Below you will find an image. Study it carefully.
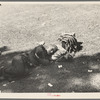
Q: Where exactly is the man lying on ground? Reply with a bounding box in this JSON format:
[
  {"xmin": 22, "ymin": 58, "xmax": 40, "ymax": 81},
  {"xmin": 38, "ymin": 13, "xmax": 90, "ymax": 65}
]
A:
[{"xmin": 0, "ymin": 43, "xmax": 58, "ymax": 81}]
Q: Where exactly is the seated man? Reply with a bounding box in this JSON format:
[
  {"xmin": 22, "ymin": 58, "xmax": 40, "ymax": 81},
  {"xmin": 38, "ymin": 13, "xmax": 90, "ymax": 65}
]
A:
[
  {"xmin": 0, "ymin": 43, "xmax": 58, "ymax": 81},
  {"xmin": 51, "ymin": 32, "xmax": 83, "ymax": 62}
]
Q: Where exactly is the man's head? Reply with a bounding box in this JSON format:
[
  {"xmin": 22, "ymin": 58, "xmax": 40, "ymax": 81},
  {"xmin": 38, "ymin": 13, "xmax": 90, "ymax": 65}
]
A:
[{"xmin": 45, "ymin": 44, "xmax": 58, "ymax": 55}]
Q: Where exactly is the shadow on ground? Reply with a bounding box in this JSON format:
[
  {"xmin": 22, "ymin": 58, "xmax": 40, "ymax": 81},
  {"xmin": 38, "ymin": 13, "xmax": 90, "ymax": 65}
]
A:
[{"xmin": 0, "ymin": 49, "xmax": 100, "ymax": 92}]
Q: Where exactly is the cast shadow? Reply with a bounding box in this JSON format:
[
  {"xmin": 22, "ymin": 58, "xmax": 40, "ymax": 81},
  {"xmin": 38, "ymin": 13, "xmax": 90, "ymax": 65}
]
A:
[
  {"xmin": 46, "ymin": 52, "xmax": 100, "ymax": 92},
  {"xmin": 0, "ymin": 45, "xmax": 100, "ymax": 92}
]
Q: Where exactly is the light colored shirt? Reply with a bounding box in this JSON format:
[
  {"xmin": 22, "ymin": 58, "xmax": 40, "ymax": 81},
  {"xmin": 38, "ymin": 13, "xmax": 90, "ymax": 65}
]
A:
[{"xmin": 51, "ymin": 44, "xmax": 67, "ymax": 60}]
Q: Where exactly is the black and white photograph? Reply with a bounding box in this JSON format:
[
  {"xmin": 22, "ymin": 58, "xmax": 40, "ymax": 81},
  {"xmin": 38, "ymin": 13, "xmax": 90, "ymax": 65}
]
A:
[{"xmin": 0, "ymin": 1, "xmax": 100, "ymax": 96}]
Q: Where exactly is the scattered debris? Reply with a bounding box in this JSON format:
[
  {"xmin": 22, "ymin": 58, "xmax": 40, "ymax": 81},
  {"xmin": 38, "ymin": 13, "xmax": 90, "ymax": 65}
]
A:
[
  {"xmin": 29, "ymin": 63, "xmax": 33, "ymax": 66},
  {"xmin": 82, "ymin": 62, "xmax": 85, "ymax": 64},
  {"xmin": 97, "ymin": 59, "xmax": 100, "ymax": 62},
  {"xmin": 37, "ymin": 74, "xmax": 39, "ymax": 76},
  {"xmin": 58, "ymin": 65, "xmax": 63, "ymax": 68},
  {"xmin": 88, "ymin": 69, "xmax": 93, "ymax": 73},
  {"xmin": 11, "ymin": 81, "xmax": 15, "ymax": 83},
  {"xmin": 0, "ymin": 66, "xmax": 4, "ymax": 69},
  {"xmin": 2, "ymin": 82, "xmax": 10, "ymax": 86},
  {"xmin": 3, "ymin": 84, "xmax": 7, "ymax": 87},
  {"xmin": 48, "ymin": 83, "xmax": 53, "ymax": 87},
  {"xmin": 42, "ymin": 22, "xmax": 46, "ymax": 26}
]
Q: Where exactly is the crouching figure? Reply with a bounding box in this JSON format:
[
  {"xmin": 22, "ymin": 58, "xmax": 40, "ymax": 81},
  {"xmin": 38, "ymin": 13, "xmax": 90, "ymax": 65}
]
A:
[
  {"xmin": 51, "ymin": 32, "xmax": 83, "ymax": 62},
  {"xmin": 0, "ymin": 44, "xmax": 58, "ymax": 81}
]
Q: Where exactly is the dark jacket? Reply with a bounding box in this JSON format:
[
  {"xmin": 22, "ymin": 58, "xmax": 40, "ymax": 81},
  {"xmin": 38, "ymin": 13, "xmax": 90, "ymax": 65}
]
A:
[
  {"xmin": 1, "ymin": 45, "xmax": 51, "ymax": 81},
  {"xmin": 28, "ymin": 45, "xmax": 50, "ymax": 66}
]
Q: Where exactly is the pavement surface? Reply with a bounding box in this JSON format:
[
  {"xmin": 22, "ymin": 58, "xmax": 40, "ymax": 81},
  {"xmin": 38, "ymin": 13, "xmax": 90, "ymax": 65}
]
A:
[{"xmin": 0, "ymin": 2, "xmax": 100, "ymax": 93}]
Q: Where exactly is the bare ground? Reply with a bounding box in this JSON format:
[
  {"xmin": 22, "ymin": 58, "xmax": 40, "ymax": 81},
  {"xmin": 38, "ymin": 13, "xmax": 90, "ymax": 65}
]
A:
[{"xmin": 0, "ymin": 2, "xmax": 100, "ymax": 92}]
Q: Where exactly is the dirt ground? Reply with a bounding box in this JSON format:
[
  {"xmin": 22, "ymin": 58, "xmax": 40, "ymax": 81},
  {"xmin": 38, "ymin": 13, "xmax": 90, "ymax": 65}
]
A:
[{"xmin": 0, "ymin": 2, "xmax": 100, "ymax": 93}]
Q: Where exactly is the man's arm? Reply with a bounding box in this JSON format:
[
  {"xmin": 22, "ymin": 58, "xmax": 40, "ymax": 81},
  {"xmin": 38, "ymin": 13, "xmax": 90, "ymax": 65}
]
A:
[{"xmin": 35, "ymin": 45, "xmax": 50, "ymax": 65}]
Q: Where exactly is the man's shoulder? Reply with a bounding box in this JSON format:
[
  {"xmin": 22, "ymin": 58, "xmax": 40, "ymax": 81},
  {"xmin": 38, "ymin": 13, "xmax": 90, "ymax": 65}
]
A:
[{"xmin": 35, "ymin": 45, "xmax": 45, "ymax": 52}]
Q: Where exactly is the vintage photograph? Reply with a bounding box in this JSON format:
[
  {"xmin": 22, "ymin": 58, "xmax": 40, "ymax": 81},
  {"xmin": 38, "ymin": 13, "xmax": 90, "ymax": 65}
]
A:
[{"xmin": 0, "ymin": 2, "xmax": 100, "ymax": 93}]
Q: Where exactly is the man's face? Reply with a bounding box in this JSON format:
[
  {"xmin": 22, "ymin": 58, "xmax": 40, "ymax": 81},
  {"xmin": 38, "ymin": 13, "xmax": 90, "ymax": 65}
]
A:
[
  {"xmin": 46, "ymin": 45, "xmax": 58, "ymax": 55},
  {"xmin": 47, "ymin": 47, "xmax": 54, "ymax": 55}
]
